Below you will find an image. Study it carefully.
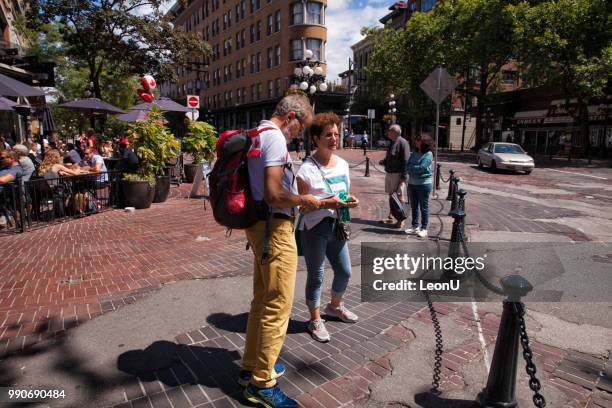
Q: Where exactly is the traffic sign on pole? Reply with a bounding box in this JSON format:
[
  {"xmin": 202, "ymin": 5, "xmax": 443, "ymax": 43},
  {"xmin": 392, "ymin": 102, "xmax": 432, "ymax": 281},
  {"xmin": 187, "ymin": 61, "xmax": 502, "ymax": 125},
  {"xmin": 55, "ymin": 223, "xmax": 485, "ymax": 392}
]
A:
[
  {"xmin": 367, "ymin": 109, "xmax": 376, "ymax": 119},
  {"xmin": 187, "ymin": 95, "xmax": 200, "ymax": 109},
  {"xmin": 420, "ymin": 67, "xmax": 458, "ymax": 194}
]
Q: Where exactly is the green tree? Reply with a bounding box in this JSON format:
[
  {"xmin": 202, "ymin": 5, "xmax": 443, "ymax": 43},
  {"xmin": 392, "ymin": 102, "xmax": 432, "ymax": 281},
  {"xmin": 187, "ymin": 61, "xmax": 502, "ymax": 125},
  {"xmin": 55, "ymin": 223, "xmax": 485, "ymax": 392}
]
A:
[
  {"xmin": 27, "ymin": 0, "xmax": 209, "ymax": 100},
  {"xmin": 510, "ymin": 0, "xmax": 612, "ymax": 159}
]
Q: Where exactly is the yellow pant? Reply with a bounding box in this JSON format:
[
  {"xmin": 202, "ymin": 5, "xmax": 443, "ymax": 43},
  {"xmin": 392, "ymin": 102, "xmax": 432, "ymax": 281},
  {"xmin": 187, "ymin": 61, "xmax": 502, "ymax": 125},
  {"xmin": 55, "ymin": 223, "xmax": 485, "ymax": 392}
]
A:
[{"xmin": 243, "ymin": 218, "xmax": 297, "ymax": 388}]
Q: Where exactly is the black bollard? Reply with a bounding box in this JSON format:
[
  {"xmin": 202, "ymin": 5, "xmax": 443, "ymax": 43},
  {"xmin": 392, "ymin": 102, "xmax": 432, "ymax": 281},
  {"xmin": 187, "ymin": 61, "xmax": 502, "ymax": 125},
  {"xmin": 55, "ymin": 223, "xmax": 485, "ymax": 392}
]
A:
[
  {"xmin": 364, "ymin": 157, "xmax": 371, "ymax": 177},
  {"xmin": 478, "ymin": 275, "xmax": 534, "ymax": 408},
  {"xmin": 445, "ymin": 208, "xmax": 466, "ymax": 276},
  {"xmin": 446, "ymin": 170, "xmax": 456, "ymax": 200},
  {"xmin": 457, "ymin": 189, "xmax": 467, "ymax": 212},
  {"xmin": 436, "ymin": 163, "xmax": 442, "ymax": 190},
  {"xmin": 448, "ymin": 177, "xmax": 460, "ymax": 215}
]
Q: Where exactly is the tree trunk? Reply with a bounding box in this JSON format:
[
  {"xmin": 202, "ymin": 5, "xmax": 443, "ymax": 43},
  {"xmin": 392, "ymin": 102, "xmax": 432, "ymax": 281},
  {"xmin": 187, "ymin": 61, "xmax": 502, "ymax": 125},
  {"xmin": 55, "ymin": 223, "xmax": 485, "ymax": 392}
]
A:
[
  {"xmin": 577, "ymin": 97, "xmax": 590, "ymax": 163},
  {"xmin": 474, "ymin": 64, "xmax": 488, "ymax": 149}
]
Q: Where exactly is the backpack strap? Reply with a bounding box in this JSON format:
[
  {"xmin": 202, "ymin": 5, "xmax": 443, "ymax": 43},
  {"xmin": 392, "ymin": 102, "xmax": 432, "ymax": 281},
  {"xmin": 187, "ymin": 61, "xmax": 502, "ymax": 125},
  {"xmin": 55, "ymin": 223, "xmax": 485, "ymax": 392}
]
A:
[{"xmin": 247, "ymin": 127, "xmax": 276, "ymax": 158}]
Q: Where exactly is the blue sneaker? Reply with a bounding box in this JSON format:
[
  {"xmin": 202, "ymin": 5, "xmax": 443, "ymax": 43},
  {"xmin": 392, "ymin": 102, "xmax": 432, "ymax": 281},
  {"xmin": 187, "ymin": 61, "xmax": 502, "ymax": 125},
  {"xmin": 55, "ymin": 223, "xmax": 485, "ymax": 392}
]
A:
[
  {"xmin": 237, "ymin": 363, "xmax": 286, "ymax": 387},
  {"xmin": 243, "ymin": 383, "xmax": 298, "ymax": 408}
]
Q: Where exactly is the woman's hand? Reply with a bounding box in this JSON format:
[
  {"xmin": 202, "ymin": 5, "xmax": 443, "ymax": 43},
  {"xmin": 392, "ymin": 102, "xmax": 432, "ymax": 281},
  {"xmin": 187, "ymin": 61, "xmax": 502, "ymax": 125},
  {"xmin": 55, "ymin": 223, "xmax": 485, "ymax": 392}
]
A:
[
  {"xmin": 323, "ymin": 196, "xmax": 347, "ymax": 209},
  {"xmin": 346, "ymin": 195, "xmax": 359, "ymax": 208}
]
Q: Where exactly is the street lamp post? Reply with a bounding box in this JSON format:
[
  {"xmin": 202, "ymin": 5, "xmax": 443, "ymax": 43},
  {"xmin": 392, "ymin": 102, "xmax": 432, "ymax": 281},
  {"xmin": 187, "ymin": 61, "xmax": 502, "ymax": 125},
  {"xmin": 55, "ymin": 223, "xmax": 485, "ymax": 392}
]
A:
[
  {"xmin": 388, "ymin": 94, "xmax": 397, "ymax": 125},
  {"xmin": 293, "ymin": 48, "xmax": 327, "ymax": 157}
]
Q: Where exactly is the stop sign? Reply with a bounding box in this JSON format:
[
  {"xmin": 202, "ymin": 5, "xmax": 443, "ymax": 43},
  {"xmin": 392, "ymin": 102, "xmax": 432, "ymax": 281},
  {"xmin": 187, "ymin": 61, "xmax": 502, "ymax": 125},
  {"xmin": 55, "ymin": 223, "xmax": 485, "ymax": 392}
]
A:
[{"xmin": 187, "ymin": 95, "xmax": 200, "ymax": 109}]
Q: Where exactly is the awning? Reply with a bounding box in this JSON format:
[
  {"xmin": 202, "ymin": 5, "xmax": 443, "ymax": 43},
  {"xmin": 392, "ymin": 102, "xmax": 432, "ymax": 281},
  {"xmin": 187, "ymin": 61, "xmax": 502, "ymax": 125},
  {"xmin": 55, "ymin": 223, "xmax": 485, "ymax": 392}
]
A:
[
  {"xmin": 117, "ymin": 109, "xmax": 149, "ymax": 123},
  {"xmin": 130, "ymin": 97, "xmax": 190, "ymax": 113},
  {"xmin": 0, "ymin": 73, "xmax": 45, "ymax": 97},
  {"xmin": 59, "ymin": 98, "xmax": 125, "ymax": 114},
  {"xmin": 513, "ymin": 110, "xmax": 547, "ymax": 125}
]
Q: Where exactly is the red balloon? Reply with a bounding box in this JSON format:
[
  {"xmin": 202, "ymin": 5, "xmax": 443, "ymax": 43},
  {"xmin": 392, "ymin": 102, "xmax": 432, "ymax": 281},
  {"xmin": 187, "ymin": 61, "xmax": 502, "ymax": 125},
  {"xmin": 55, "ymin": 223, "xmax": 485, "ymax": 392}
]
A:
[
  {"xmin": 141, "ymin": 75, "xmax": 156, "ymax": 93},
  {"xmin": 140, "ymin": 93, "xmax": 153, "ymax": 103}
]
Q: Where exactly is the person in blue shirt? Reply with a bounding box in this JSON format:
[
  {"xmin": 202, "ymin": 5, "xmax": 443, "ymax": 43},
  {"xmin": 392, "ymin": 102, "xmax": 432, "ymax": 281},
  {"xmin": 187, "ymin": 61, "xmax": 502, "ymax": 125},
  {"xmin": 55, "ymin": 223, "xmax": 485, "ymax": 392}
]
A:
[{"xmin": 405, "ymin": 134, "xmax": 433, "ymax": 239}]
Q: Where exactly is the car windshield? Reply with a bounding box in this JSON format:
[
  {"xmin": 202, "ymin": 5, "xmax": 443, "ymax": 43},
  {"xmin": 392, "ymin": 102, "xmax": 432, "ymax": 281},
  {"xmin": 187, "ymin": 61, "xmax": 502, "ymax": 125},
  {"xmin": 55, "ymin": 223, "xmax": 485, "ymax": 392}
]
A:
[{"xmin": 494, "ymin": 144, "xmax": 524, "ymax": 154}]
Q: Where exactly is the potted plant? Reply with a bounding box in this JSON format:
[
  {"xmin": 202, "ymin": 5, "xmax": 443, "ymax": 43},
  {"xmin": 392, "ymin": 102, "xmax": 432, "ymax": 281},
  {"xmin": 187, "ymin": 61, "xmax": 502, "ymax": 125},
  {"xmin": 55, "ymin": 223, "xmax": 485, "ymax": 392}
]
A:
[
  {"xmin": 182, "ymin": 120, "xmax": 217, "ymax": 183},
  {"xmin": 123, "ymin": 107, "xmax": 180, "ymax": 208}
]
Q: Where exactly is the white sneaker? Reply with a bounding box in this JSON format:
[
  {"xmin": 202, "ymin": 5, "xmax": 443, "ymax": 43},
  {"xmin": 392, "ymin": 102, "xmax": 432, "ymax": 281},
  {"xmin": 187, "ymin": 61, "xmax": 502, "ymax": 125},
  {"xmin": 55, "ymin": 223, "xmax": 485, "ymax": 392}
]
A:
[
  {"xmin": 417, "ymin": 229, "xmax": 428, "ymax": 239},
  {"xmin": 307, "ymin": 319, "xmax": 330, "ymax": 342},
  {"xmin": 324, "ymin": 303, "xmax": 359, "ymax": 323},
  {"xmin": 405, "ymin": 226, "xmax": 420, "ymax": 235}
]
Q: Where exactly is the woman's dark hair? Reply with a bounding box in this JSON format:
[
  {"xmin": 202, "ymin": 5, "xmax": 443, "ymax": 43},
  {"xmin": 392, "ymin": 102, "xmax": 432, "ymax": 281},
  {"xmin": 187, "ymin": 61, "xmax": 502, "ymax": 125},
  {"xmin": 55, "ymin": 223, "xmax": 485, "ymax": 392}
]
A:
[
  {"xmin": 420, "ymin": 134, "xmax": 433, "ymax": 153},
  {"xmin": 310, "ymin": 112, "xmax": 340, "ymax": 139}
]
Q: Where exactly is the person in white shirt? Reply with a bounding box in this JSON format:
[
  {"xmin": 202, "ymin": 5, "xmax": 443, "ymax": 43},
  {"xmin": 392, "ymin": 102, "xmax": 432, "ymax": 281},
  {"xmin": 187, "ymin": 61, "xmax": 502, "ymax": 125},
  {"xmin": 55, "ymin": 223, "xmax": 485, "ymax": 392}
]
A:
[{"xmin": 296, "ymin": 112, "xmax": 360, "ymax": 343}]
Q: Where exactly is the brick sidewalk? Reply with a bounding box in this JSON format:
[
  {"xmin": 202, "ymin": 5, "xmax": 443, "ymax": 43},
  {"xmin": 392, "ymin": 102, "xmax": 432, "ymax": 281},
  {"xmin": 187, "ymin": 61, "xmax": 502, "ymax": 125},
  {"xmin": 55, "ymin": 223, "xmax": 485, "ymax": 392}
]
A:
[{"xmin": 110, "ymin": 288, "xmax": 612, "ymax": 408}]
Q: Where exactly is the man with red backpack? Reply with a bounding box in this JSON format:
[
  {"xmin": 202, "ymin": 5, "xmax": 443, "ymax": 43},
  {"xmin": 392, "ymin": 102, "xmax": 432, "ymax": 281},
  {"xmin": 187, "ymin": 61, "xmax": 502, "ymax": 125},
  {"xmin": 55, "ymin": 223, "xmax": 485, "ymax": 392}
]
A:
[{"xmin": 237, "ymin": 95, "xmax": 320, "ymax": 407}]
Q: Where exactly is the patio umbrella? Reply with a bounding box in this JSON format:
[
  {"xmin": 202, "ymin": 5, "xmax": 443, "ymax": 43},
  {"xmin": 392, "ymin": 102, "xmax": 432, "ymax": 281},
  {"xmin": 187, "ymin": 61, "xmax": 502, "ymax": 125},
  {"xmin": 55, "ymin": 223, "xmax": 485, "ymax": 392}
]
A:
[
  {"xmin": 0, "ymin": 99, "xmax": 15, "ymax": 111},
  {"xmin": 59, "ymin": 98, "xmax": 125, "ymax": 115},
  {"xmin": 130, "ymin": 97, "xmax": 189, "ymax": 113},
  {"xmin": 117, "ymin": 109, "xmax": 149, "ymax": 123},
  {"xmin": 0, "ymin": 73, "xmax": 45, "ymax": 97},
  {"xmin": 0, "ymin": 96, "xmax": 18, "ymax": 107},
  {"xmin": 41, "ymin": 105, "xmax": 56, "ymax": 133}
]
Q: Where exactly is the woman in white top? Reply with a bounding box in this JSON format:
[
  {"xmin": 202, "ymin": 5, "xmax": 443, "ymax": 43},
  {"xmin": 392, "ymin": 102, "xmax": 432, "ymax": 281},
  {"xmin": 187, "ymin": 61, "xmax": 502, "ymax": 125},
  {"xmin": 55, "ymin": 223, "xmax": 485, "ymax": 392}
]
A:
[{"xmin": 296, "ymin": 112, "xmax": 360, "ymax": 343}]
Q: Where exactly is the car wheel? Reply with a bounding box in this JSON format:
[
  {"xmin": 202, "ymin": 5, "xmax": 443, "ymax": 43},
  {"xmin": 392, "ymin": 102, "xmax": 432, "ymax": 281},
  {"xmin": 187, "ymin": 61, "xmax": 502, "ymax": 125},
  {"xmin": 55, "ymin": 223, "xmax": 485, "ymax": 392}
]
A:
[
  {"xmin": 525, "ymin": 170, "xmax": 532, "ymax": 175},
  {"xmin": 490, "ymin": 160, "xmax": 497, "ymax": 172},
  {"xmin": 477, "ymin": 157, "xmax": 483, "ymax": 168}
]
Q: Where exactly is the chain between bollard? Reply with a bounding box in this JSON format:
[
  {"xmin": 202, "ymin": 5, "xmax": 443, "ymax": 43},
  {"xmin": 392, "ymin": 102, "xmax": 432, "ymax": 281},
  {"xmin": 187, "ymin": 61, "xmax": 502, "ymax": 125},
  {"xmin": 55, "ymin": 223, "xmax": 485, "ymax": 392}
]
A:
[
  {"xmin": 425, "ymin": 291, "xmax": 444, "ymax": 394},
  {"xmin": 517, "ymin": 303, "xmax": 547, "ymax": 407},
  {"xmin": 348, "ymin": 159, "xmax": 367, "ymax": 169}
]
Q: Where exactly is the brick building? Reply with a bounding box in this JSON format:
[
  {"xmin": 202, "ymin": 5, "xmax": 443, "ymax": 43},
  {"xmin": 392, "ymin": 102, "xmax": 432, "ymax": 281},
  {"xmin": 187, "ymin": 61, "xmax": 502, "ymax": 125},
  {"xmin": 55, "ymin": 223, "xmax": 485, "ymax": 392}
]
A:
[{"xmin": 162, "ymin": 0, "xmax": 328, "ymax": 130}]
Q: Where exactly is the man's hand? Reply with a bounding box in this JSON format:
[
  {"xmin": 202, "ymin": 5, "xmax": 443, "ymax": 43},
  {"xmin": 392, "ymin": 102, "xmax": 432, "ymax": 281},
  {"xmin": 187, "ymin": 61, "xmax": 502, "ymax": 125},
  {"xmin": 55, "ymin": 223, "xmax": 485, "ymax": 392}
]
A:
[
  {"xmin": 322, "ymin": 196, "xmax": 347, "ymax": 209},
  {"xmin": 300, "ymin": 194, "xmax": 320, "ymax": 212},
  {"xmin": 346, "ymin": 195, "xmax": 360, "ymax": 208}
]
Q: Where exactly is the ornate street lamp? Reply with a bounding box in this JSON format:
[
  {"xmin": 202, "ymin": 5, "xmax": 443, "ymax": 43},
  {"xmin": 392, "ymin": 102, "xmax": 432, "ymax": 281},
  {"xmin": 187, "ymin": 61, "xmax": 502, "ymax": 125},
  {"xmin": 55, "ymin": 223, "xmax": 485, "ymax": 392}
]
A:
[
  {"xmin": 292, "ymin": 48, "xmax": 327, "ymax": 157},
  {"xmin": 388, "ymin": 93, "xmax": 397, "ymax": 124}
]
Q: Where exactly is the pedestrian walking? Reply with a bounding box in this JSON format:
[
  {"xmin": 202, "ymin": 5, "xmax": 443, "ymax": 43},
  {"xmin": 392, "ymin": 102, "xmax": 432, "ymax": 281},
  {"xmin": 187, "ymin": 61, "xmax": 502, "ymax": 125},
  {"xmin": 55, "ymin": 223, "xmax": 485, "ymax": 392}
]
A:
[
  {"xmin": 362, "ymin": 131, "xmax": 368, "ymax": 156},
  {"xmin": 379, "ymin": 124, "xmax": 410, "ymax": 228},
  {"xmin": 296, "ymin": 112, "xmax": 360, "ymax": 343},
  {"xmin": 405, "ymin": 133, "xmax": 434, "ymax": 239},
  {"xmin": 239, "ymin": 94, "xmax": 320, "ymax": 408}
]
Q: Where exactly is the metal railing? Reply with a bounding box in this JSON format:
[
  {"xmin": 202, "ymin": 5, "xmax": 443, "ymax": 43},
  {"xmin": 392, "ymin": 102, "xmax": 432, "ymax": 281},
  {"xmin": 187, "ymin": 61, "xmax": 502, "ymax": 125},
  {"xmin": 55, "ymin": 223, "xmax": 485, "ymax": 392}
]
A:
[{"xmin": 0, "ymin": 171, "xmax": 122, "ymax": 234}]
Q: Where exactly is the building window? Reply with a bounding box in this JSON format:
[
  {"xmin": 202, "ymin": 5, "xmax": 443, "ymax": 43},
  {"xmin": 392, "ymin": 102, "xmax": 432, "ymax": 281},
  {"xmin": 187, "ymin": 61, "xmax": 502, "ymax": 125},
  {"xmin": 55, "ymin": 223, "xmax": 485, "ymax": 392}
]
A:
[
  {"xmin": 236, "ymin": 61, "xmax": 241, "ymax": 78},
  {"xmin": 250, "ymin": 24, "xmax": 255, "ymax": 43},
  {"xmin": 256, "ymin": 52, "xmax": 261, "ymax": 72},
  {"xmin": 256, "ymin": 0, "xmax": 261, "ymax": 9},
  {"xmin": 228, "ymin": 10, "xmax": 232, "ymax": 27},
  {"xmin": 268, "ymin": 80, "xmax": 273, "ymax": 98},
  {"xmin": 267, "ymin": 47, "xmax": 273, "ymax": 68},
  {"xmin": 421, "ymin": 0, "xmax": 436, "ymax": 12},
  {"xmin": 235, "ymin": 4, "xmax": 240, "ymax": 22},
  {"xmin": 249, "ymin": 0, "xmax": 254, "ymax": 13},
  {"xmin": 275, "ymin": 45, "xmax": 281, "ymax": 66},
  {"xmin": 256, "ymin": 21, "xmax": 261, "ymax": 41},
  {"xmin": 257, "ymin": 83, "xmax": 262, "ymax": 100},
  {"xmin": 242, "ymin": 58, "xmax": 247, "ymax": 77},
  {"xmin": 307, "ymin": 2, "xmax": 322, "ymax": 25},
  {"xmin": 501, "ymin": 70, "xmax": 517, "ymax": 85},
  {"xmin": 306, "ymin": 38, "xmax": 322, "ymax": 60},
  {"xmin": 290, "ymin": 39, "xmax": 303, "ymax": 60},
  {"xmin": 251, "ymin": 84, "xmax": 256, "ymax": 102},
  {"xmin": 291, "ymin": 2, "xmax": 303, "ymax": 25},
  {"xmin": 241, "ymin": 0, "xmax": 246, "ymax": 18},
  {"xmin": 275, "ymin": 78, "xmax": 281, "ymax": 97},
  {"xmin": 250, "ymin": 55, "xmax": 255, "ymax": 73},
  {"xmin": 267, "ymin": 14, "xmax": 273, "ymax": 35},
  {"xmin": 275, "ymin": 10, "xmax": 281, "ymax": 32},
  {"xmin": 237, "ymin": 88, "xmax": 242, "ymax": 104},
  {"xmin": 236, "ymin": 32, "xmax": 241, "ymax": 50}
]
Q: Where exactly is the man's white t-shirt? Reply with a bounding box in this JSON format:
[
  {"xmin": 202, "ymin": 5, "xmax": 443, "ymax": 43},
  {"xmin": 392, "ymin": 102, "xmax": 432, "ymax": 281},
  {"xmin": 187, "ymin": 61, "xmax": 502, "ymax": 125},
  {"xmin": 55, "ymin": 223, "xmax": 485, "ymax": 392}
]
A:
[
  {"xmin": 296, "ymin": 156, "xmax": 350, "ymax": 230},
  {"xmin": 247, "ymin": 120, "xmax": 296, "ymax": 217}
]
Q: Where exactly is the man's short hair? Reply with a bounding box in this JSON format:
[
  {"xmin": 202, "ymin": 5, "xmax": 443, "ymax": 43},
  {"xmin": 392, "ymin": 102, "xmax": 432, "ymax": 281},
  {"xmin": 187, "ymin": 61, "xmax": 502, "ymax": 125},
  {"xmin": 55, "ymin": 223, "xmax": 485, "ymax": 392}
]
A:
[
  {"xmin": 273, "ymin": 94, "xmax": 313, "ymax": 121},
  {"xmin": 12, "ymin": 144, "xmax": 28, "ymax": 156},
  {"xmin": 389, "ymin": 124, "xmax": 402, "ymax": 136}
]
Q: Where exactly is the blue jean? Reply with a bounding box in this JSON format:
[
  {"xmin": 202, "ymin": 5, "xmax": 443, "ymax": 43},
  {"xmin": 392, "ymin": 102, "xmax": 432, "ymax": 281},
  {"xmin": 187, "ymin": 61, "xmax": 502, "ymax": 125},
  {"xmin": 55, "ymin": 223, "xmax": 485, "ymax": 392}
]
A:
[
  {"xmin": 300, "ymin": 218, "xmax": 352, "ymax": 310},
  {"xmin": 409, "ymin": 183, "xmax": 432, "ymax": 229}
]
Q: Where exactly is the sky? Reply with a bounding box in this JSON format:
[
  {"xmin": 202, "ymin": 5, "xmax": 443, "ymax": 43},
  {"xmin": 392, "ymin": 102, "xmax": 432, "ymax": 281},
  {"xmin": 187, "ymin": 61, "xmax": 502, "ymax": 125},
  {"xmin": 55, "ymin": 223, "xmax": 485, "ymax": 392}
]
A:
[{"xmin": 325, "ymin": 0, "xmax": 390, "ymax": 81}]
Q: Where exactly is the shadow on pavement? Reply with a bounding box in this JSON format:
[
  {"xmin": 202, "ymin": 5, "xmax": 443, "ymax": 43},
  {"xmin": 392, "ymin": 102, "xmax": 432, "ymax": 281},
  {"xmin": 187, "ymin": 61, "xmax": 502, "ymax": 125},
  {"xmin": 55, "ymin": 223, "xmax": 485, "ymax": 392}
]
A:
[
  {"xmin": 206, "ymin": 312, "xmax": 308, "ymax": 335},
  {"xmin": 414, "ymin": 391, "xmax": 479, "ymax": 407},
  {"xmin": 118, "ymin": 340, "xmax": 254, "ymax": 406}
]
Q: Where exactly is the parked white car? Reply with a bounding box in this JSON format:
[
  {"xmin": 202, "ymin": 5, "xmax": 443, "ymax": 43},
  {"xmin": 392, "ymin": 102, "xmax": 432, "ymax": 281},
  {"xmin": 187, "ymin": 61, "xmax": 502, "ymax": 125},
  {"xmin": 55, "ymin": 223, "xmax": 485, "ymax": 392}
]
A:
[{"xmin": 477, "ymin": 142, "xmax": 535, "ymax": 174}]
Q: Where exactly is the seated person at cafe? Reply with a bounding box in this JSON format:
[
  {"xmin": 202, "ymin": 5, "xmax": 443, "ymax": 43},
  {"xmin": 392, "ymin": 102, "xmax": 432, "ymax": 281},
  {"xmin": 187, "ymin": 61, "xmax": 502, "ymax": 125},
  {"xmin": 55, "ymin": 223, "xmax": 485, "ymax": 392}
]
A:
[
  {"xmin": 12, "ymin": 145, "xmax": 35, "ymax": 181},
  {"xmin": 116, "ymin": 138, "xmax": 139, "ymax": 172},
  {"xmin": 38, "ymin": 149, "xmax": 82, "ymax": 179},
  {"xmin": 82, "ymin": 147, "xmax": 108, "ymax": 183},
  {"xmin": 63, "ymin": 143, "xmax": 83, "ymax": 165},
  {"xmin": 0, "ymin": 150, "xmax": 24, "ymax": 185}
]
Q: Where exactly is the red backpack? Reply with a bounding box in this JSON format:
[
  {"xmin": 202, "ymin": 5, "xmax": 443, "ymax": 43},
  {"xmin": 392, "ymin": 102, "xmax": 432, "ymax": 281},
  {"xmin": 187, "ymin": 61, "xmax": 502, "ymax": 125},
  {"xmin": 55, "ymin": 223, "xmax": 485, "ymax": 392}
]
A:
[{"xmin": 209, "ymin": 127, "xmax": 274, "ymax": 229}]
